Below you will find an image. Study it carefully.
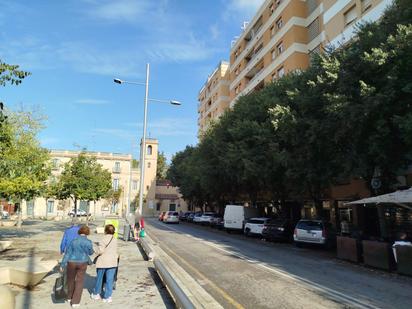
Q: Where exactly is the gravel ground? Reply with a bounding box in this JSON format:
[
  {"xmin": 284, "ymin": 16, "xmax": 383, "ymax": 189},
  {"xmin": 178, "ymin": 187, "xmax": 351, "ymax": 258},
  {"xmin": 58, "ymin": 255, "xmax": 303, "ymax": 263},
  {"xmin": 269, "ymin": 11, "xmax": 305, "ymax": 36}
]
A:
[{"xmin": 0, "ymin": 219, "xmax": 174, "ymax": 309}]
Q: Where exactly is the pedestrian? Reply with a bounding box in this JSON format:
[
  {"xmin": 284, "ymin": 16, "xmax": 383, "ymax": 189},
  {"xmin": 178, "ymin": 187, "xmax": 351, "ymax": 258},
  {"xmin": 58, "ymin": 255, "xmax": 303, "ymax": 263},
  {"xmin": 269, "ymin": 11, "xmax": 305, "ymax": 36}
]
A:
[
  {"xmin": 60, "ymin": 221, "xmax": 80, "ymax": 254},
  {"xmin": 133, "ymin": 215, "xmax": 145, "ymax": 241},
  {"xmin": 91, "ymin": 224, "xmax": 119, "ymax": 303},
  {"xmin": 61, "ymin": 225, "xmax": 94, "ymax": 308}
]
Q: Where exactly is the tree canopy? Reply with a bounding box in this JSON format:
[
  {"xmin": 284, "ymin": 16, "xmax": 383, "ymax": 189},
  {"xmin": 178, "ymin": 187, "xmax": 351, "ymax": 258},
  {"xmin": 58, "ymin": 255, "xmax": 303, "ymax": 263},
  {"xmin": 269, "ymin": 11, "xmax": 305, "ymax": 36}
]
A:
[
  {"xmin": 168, "ymin": 0, "xmax": 412, "ymax": 218},
  {"xmin": 52, "ymin": 152, "xmax": 112, "ymax": 215}
]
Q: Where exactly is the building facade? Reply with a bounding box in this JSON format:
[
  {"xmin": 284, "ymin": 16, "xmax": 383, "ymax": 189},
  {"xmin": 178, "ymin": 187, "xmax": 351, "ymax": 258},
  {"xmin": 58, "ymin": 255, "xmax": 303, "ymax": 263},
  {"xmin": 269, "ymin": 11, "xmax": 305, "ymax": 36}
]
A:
[
  {"xmin": 197, "ymin": 0, "xmax": 391, "ymax": 131},
  {"xmin": 197, "ymin": 61, "xmax": 231, "ymax": 136},
  {"xmin": 18, "ymin": 139, "xmax": 160, "ymax": 219},
  {"xmin": 154, "ymin": 180, "xmax": 188, "ymax": 215}
]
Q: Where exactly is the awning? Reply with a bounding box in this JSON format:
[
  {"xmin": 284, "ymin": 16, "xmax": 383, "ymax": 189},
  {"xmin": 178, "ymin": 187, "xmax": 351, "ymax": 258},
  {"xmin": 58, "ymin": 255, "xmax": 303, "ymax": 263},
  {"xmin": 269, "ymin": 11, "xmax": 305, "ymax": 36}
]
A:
[{"xmin": 346, "ymin": 188, "xmax": 412, "ymax": 210}]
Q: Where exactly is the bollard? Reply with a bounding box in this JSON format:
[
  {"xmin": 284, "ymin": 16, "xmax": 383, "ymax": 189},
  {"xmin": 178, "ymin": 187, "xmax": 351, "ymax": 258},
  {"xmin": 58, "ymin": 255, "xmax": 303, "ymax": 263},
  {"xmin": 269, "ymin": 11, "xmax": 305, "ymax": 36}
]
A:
[{"xmin": 123, "ymin": 224, "xmax": 131, "ymax": 242}]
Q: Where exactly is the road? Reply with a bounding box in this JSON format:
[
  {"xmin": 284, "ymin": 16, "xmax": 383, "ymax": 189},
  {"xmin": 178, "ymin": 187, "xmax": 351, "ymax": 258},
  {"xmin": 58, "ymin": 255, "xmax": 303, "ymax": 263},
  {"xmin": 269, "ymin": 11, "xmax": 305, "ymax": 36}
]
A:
[{"xmin": 146, "ymin": 218, "xmax": 412, "ymax": 309}]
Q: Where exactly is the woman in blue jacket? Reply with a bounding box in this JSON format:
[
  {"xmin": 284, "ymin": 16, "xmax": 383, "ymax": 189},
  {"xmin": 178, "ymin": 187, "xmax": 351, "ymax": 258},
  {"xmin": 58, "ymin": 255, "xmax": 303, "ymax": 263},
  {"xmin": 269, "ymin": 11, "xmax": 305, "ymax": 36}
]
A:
[{"xmin": 61, "ymin": 225, "xmax": 94, "ymax": 307}]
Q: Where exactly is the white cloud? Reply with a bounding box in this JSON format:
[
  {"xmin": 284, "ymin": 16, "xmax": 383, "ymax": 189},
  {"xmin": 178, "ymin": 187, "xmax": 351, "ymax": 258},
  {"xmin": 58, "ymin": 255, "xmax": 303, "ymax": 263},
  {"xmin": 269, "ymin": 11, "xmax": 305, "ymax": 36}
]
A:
[
  {"xmin": 87, "ymin": 0, "xmax": 150, "ymax": 23},
  {"xmin": 125, "ymin": 118, "xmax": 195, "ymax": 137},
  {"xmin": 75, "ymin": 99, "xmax": 110, "ymax": 105}
]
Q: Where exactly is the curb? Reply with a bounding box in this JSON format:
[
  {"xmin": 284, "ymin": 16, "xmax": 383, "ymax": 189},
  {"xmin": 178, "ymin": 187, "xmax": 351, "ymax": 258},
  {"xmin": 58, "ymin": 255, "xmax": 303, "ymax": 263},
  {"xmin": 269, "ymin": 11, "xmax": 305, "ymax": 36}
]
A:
[
  {"xmin": 141, "ymin": 234, "xmax": 223, "ymax": 309},
  {"xmin": 140, "ymin": 237, "xmax": 155, "ymax": 261}
]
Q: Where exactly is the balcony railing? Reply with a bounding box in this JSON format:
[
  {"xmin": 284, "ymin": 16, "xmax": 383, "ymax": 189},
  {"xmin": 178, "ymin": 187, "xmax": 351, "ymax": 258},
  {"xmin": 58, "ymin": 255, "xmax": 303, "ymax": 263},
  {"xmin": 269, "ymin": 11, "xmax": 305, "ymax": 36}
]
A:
[{"xmin": 112, "ymin": 167, "xmax": 121, "ymax": 173}]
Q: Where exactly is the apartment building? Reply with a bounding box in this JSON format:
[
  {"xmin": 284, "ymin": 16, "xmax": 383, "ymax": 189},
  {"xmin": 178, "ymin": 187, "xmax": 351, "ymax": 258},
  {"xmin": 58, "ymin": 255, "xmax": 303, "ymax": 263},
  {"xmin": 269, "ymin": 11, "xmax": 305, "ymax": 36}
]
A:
[
  {"xmin": 197, "ymin": 61, "xmax": 231, "ymax": 136},
  {"xmin": 197, "ymin": 1, "xmax": 391, "ymax": 131},
  {"xmin": 18, "ymin": 139, "xmax": 159, "ymax": 219},
  {"xmin": 229, "ymin": 0, "xmax": 390, "ymax": 106}
]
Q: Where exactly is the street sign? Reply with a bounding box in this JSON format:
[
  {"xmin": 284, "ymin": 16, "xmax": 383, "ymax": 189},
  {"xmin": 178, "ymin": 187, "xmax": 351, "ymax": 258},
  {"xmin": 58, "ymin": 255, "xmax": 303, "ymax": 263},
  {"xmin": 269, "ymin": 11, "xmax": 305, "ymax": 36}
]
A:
[{"xmin": 371, "ymin": 178, "xmax": 381, "ymax": 190}]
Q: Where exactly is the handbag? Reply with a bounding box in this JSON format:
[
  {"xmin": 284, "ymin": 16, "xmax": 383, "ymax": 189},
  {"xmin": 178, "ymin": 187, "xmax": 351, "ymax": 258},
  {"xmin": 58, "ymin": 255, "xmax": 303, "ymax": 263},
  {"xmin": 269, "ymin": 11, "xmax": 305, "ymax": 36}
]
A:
[
  {"xmin": 54, "ymin": 275, "xmax": 67, "ymax": 300},
  {"xmin": 139, "ymin": 228, "xmax": 145, "ymax": 238},
  {"xmin": 93, "ymin": 236, "xmax": 114, "ymax": 264}
]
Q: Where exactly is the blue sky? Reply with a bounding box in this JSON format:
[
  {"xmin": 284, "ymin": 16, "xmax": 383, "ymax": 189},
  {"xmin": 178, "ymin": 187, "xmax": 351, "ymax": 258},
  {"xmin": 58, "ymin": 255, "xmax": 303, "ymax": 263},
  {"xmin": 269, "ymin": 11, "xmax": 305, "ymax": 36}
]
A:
[{"xmin": 0, "ymin": 0, "xmax": 264, "ymax": 161}]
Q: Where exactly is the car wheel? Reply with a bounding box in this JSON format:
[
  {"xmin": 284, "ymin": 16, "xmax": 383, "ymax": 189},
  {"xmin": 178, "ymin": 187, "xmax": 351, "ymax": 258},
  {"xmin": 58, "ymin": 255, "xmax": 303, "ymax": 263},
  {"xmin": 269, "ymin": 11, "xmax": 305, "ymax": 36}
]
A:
[
  {"xmin": 244, "ymin": 228, "xmax": 250, "ymax": 237},
  {"xmin": 295, "ymin": 242, "xmax": 302, "ymax": 248},
  {"xmin": 226, "ymin": 229, "xmax": 231, "ymax": 234}
]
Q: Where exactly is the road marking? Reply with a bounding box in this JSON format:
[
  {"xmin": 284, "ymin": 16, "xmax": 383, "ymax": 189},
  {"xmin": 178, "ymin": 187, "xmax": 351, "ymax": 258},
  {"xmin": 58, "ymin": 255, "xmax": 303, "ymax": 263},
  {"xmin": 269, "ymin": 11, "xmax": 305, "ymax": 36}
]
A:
[
  {"xmin": 148, "ymin": 221, "xmax": 379, "ymax": 309},
  {"xmin": 149, "ymin": 231, "xmax": 246, "ymax": 309}
]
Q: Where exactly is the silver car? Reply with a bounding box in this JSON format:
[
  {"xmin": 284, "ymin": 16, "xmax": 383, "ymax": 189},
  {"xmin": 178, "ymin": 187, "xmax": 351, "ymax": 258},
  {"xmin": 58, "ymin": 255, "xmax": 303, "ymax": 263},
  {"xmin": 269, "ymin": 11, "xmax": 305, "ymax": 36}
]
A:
[
  {"xmin": 164, "ymin": 211, "xmax": 180, "ymax": 224},
  {"xmin": 293, "ymin": 220, "xmax": 330, "ymax": 246}
]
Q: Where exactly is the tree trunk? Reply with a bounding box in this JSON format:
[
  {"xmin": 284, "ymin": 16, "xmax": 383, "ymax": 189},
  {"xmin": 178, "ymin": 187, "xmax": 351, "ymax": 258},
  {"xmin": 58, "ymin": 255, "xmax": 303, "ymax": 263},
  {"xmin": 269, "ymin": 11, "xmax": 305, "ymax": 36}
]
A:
[{"xmin": 16, "ymin": 201, "xmax": 23, "ymax": 228}]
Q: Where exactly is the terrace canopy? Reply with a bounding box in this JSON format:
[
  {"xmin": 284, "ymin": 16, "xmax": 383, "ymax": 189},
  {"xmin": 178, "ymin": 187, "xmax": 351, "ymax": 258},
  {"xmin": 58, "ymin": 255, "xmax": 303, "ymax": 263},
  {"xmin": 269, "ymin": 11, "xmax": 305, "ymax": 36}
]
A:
[{"xmin": 346, "ymin": 188, "xmax": 412, "ymax": 210}]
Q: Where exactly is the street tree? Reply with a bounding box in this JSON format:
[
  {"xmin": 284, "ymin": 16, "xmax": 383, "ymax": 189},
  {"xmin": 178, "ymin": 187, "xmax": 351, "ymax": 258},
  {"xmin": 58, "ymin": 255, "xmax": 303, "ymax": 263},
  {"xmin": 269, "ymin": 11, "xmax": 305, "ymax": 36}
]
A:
[
  {"xmin": 156, "ymin": 151, "xmax": 168, "ymax": 180},
  {"xmin": 54, "ymin": 152, "xmax": 112, "ymax": 219},
  {"xmin": 0, "ymin": 109, "xmax": 51, "ymax": 226}
]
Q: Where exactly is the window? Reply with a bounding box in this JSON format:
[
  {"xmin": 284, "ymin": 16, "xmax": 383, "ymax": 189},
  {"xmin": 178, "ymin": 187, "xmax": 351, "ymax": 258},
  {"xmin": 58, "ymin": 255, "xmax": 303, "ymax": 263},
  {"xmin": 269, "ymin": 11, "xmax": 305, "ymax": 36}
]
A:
[
  {"xmin": 146, "ymin": 185, "xmax": 149, "ymax": 190},
  {"xmin": 269, "ymin": 3, "xmax": 274, "ymax": 15},
  {"xmin": 52, "ymin": 158, "xmax": 59, "ymax": 170},
  {"xmin": 156, "ymin": 203, "xmax": 161, "ymax": 211},
  {"xmin": 148, "ymin": 162, "xmax": 151, "ymax": 168},
  {"xmin": 147, "ymin": 145, "xmax": 153, "ymax": 155},
  {"xmin": 132, "ymin": 180, "xmax": 138, "ymax": 190},
  {"xmin": 169, "ymin": 204, "xmax": 176, "ymax": 211},
  {"xmin": 361, "ymin": 0, "xmax": 372, "ymax": 12},
  {"xmin": 113, "ymin": 161, "xmax": 121, "ymax": 173},
  {"xmin": 79, "ymin": 200, "xmax": 89, "ymax": 212},
  {"xmin": 113, "ymin": 179, "xmax": 119, "ymax": 191},
  {"xmin": 307, "ymin": 0, "xmax": 318, "ymax": 14},
  {"xmin": 277, "ymin": 67, "xmax": 285, "ymax": 78},
  {"xmin": 276, "ymin": 18, "xmax": 283, "ymax": 30},
  {"xmin": 235, "ymin": 67, "xmax": 240, "ymax": 76},
  {"xmin": 277, "ymin": 42, "xmax": 284, "ymax": 55},
  {"xmin": 271, "ymin": 49, "xmax": 276, "ymax": 60},
  {"xmin": 344, "ymin": 6, "xmax": 357, "ymax": 26},
  {"xmin": 47, "ymin": 200, "xmax": 54, "ymax": 213}
]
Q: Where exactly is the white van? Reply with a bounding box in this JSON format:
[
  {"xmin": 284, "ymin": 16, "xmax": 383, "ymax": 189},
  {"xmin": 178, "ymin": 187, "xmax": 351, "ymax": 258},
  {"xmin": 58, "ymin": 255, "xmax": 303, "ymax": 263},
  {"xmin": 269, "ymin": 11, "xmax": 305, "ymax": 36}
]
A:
[{"xmin": 224, "ymin": 205, "xmax": 259, "ymax": 231}]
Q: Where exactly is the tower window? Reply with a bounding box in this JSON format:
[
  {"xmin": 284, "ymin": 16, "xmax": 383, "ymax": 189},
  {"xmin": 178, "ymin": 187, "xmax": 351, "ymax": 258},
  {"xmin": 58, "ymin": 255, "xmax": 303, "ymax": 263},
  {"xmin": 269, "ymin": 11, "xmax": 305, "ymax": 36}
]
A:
[{"xmin": 147, "ymin": 145, "xmax": 153, "ymax": 155}]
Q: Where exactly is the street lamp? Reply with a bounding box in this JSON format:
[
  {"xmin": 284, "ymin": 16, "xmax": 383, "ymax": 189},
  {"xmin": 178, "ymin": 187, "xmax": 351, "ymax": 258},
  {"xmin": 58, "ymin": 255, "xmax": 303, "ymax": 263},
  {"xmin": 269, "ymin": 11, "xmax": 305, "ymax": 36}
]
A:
[{"xmin": 114, "ymin": 63, "xmax": 180, "ymax": 217}]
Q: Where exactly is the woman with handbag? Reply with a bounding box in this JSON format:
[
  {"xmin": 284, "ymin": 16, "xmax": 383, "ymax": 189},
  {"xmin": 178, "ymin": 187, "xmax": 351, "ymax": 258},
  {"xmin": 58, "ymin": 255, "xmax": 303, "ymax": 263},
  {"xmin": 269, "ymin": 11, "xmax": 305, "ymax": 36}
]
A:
[
  {"xmin": 91, "ymin": 224, "xmax": 118, "ymax": 303},
  {"xmin": 61, "ymin": 225, "xmax": 94, "ymax": 308}
]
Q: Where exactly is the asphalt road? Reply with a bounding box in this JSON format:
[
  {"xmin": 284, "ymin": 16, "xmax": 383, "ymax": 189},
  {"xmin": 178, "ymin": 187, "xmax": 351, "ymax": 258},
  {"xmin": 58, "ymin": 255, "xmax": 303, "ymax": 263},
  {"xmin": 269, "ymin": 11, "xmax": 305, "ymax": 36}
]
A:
[{"xmin": 146, "ymin": 218, "xmax": 412, "ymax": 309}]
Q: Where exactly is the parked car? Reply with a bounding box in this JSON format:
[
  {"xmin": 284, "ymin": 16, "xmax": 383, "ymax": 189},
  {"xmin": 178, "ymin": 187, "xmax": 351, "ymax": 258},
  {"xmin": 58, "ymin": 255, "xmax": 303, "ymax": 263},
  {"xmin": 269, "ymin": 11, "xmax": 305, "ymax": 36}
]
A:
[
  {"xmin": 198, "ymin": 212, "xmax": 217, "ymax": 225},
  {"xmin": 192, "ymin": 212, "xmax": 204, "ymax": 223},
  {"xmin": 1, "ymin": 210, "xmax": 10, "ymax": 219},
  {"xmin": 179, "ymin": 212, "xmax": 192, "ymax": 221},
  {"xmin": 158, "ymin": 211, "xmax": 166, "ymax": 221},
  {"xmin": 293, "ymin": 219, "xmax": 335, "ymax": 247},
  {"xmin": 262, "ymin": 218, "xmax": 294, "ymax": 242},
  {"xmin": 68, "ymin": 209, "xmax": 88, "ymax": 217},
  {"xmin": 164, "ymin": 211, "xmax": 179, "ymax": 224},
  {"xmin": 210, "ymin": 215, "xmax": 224, "ymax": 229},
  {"xmin": 224, "ymin": 205, "xmax": 260, "ymax": 232},
  {"xmin": 244, "ymin": 218, "xmax": 270, "ymax": 236},
  {"xmin": 187, "ymin": 212, "xmax": 196, "ymax": 222}
]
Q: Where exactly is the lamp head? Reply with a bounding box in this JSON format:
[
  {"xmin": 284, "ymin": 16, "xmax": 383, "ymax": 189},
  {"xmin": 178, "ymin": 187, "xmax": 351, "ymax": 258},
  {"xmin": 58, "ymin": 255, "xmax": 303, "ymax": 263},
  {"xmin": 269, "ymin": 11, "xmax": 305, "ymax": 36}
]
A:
[
  {"xmin": 170, "ymin": 100, "xmax": 181, "ymax": 106},
  {"xmin": 113, "ymin": 78, "xmax": 123, "ymax": 84}
]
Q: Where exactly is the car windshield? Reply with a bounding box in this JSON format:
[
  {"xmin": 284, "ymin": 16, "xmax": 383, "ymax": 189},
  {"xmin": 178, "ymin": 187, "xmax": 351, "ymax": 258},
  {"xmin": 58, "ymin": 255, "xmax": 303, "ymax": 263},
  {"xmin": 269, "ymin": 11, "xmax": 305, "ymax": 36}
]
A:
[
  {"xmin": 248, "ymin": 219, "xmax": 266, "ymax": 224},
  {"xmin": 297, "ymin": 221, "xmax": 323, "ymax": 230},
  {"xmin": 173, "ymin": 212, "xmax": 179, "ymax": 216}
]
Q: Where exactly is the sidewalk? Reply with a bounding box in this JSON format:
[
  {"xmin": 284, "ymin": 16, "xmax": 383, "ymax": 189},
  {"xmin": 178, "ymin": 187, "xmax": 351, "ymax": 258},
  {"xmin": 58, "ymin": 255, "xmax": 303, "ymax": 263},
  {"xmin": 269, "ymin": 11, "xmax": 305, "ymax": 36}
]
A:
[{"xmin": 0, "ymin": 219, "xmax": 173, "ymax": 309}]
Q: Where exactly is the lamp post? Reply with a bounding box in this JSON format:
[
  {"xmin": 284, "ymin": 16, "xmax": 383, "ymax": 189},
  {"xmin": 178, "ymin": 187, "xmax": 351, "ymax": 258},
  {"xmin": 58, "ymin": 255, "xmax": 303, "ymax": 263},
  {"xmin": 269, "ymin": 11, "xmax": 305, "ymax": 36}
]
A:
[{"xmin": 114, "ymin": 63, "xmax": 181, "ymax": 216}]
